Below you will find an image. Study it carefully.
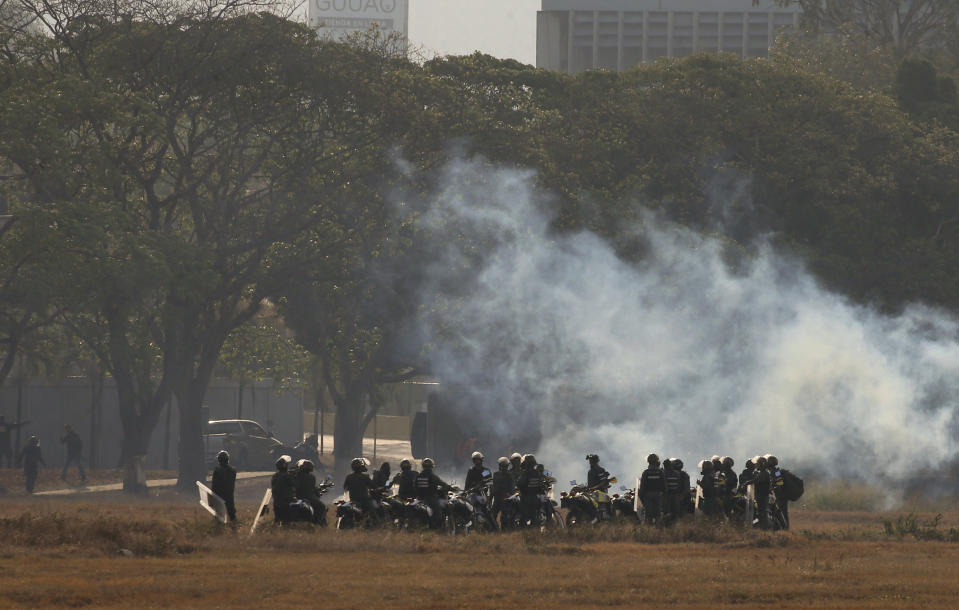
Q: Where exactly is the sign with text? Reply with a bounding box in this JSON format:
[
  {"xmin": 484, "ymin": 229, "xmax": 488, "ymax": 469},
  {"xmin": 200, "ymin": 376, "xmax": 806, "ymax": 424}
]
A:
[{"xmin": 308, "ymin": 0, "xmax": 408, "ymax": 48}]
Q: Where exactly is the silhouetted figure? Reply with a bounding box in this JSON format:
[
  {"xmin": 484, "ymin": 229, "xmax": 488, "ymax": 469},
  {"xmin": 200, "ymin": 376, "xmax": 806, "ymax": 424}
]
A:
[
  {"xmin": 211, "ymin": 450, "xmax": 237, "ymax": 522},
  {"xmin": 59, "ymin": 425, "xmax": 85, "ymax": 482},
  {"xmin": 17, "ymin": 435, "xmax": 45, "ymax": 493},
  {"xmin": 271, "ymin": 458, "xmax": 295, "ymax": 523},
  {"xmin": 294, "ymin": 459, "xmax": 326, "ymax": 525},
  {"xmin": 371, "ymin": 461, "xmax": 391, "ymax": 489}
]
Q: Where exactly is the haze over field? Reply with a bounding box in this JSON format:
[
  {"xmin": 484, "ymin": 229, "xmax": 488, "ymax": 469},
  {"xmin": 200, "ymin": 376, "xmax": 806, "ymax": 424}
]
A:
[{"xmin": 409, "ymin": 158, "xmax": 959, "ymax": 490}]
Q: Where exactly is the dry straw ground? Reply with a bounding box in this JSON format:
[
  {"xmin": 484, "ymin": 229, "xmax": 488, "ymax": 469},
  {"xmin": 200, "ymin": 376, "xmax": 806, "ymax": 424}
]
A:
[{"xmin": 1, "ymin": 471, "xmax": 958, "ymax": 608}]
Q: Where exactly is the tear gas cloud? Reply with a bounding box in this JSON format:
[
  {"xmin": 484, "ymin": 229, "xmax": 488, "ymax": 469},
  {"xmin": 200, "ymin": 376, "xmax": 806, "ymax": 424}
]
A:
[{"xmin": 410, "ymin": 158, "xmax": 959, "ymax": 490}]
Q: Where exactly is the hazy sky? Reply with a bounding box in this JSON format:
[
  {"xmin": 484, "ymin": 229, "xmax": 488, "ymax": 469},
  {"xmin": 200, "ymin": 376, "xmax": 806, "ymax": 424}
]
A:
[{"xmin": 408, "ymin": 0, "xmax": 539, "ymax": 65}]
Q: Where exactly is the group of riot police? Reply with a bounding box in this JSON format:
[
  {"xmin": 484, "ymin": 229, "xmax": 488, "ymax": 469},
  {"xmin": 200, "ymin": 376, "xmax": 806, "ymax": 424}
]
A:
[
  {"xmin": 265, "ymin": 449, "xmax": 800, "ymax": 531},
  {"xmin": 635, "ymin": 453, "xmax": 798, "ymax": 530}
]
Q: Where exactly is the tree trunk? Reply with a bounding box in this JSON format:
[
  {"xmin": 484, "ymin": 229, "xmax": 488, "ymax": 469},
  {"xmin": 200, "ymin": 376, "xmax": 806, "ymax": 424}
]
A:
[
  {"xmin": 176, "ymin": 387, "xmax": 206, "ymax": 489},
  {"xmin": 88, "ymin": 370, "xmax": 104, "ymax": 470},
  {"xmin": 332, "ymin": 388, "xmax": 366, "ymax": 483},
  {"xmin": 236, "ymin": 380, "xmax": 245, "ymax": 420}
]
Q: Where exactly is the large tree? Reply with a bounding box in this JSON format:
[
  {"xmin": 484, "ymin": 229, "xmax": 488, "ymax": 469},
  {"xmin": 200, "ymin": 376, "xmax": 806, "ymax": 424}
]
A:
[
  {"xmin": 767, "ymin": 1, "xmax": 959, "ymax": 60},
  {"xmin": 0, "ymin": 0, "xmax": 413, "ymax": 489}
]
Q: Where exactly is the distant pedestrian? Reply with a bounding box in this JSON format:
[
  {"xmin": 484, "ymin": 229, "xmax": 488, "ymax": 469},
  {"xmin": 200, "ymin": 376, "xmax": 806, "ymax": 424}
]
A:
[
  {"xmin": 17, "ymin": 435, "xmax": 46, "ymax": 493},
  {"xmin": 211, "ymin": 450, "xmax": 237, "ymax": 523},
  {"xmin": 59, "ymin": 425, "xmax": 86, "ymax": 482}
]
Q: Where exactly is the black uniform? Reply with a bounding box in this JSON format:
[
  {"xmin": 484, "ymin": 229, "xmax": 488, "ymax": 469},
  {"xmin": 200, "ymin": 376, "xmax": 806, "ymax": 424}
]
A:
[
  {"xmin": 664, "ymin": 467, "xmax": 683, "ymax": 523},
  {"xmin": 211, "ymin": 462, "xmax": 238, "ymax": 522},
  {"xmin": 59, "ymin": 428, "xmax": 85, "ymax": 481},
  {"xmin": 294, "ymin": 468, "xmax": 325, "ymax": 524},
  {"xmin": 18, "ymin": 442, "xmax": 45, "ymax": 493},
  {"xmin": 271, "ymin": 470, "xmax": 296, "ymax": 523},
  {"xmin": 639, "ymin": 466, "xmax": 666, "ymax": 524},
  {"xmin": 698, "ymin": 472, "xmax": 720, "ymax": 517},
  {"xmin": 587, "ymin": 464, "xmax": 610, "ymax": 490},
  {"xmin": 392, "ymin": 469, "xmax": 418, "ymax": 499},
  {"xmin": 371, "ymin": 467, "xmax": 391, "ymax": 489},
  {"xmin": 508, "ymin": 463, "xmax": 523, "ymax": 486},
  {"xmin": 344, "ymin": 470, "xmax": 376, "ymax": 516},
  {"xmin": 770, "ymin": 467, "xmax": 790, "ymax": 529},
  {"xmin": 753, "ymin": 468, "xmax": 771, "ymax": 529},
  {"xmin": 738, "ymin": 466, "xmax": 755, "ymax": 491},
  {"xmin": 679, "ymin": 469, "xmax": 693, "ymax": 515},
  {"xmin": 465, "ymin": 464, "xmax": 490, "ymax": 491},
  {"xmin": 491, "ymin": 468, "xmax": 515, "ymax": 528},
  {"xmin": 515, "ymin": 467, "xmax": 545, "ymax": 526},
  {"xmin": 415, "ymin": 469, "xmax": 452, "ymax": 526}
]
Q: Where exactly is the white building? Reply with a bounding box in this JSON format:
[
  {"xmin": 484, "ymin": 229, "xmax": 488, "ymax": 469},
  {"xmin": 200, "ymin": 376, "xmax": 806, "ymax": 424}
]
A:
[
  {"xmin": 308, "ymin": 0, "xmax": 409, "ymax": 50},
  {"xmin": 537, "ymin": 0, "xmax": 801, "ymax": 73}
]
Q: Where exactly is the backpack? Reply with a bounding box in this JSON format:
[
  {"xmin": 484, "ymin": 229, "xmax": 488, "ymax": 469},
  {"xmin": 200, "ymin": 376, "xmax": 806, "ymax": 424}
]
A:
[{"xmin": 782, "ymin": 470, "xmax": 804, "ymax": 502}]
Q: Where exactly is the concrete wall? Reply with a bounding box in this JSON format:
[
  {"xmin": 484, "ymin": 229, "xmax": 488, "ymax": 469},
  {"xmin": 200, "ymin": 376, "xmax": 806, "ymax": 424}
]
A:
[
  {"xmin": 0, "ymin": 378, "xmax": 304, "ymax": 470},
  {"xmin": 301, "ymin": 412, "xmax": 411, "ymax": 441}
]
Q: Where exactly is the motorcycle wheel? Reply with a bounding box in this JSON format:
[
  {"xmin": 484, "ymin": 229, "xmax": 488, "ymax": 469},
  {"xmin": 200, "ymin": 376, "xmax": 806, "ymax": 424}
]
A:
[{"xmin": 548, "ymin": 510, "xmax": 566, "ymax": 529}]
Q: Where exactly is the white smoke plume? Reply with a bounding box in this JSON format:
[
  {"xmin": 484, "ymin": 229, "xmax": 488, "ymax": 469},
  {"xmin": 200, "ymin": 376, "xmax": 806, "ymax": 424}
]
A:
[{"xmin": 411, "ymin": 157, "xmax": 959, "ymax": 490}]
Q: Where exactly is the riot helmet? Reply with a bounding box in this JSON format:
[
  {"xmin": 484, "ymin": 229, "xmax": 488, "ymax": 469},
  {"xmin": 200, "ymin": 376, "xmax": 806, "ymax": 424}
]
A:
[
  {"xmin": 351, "ymin": 457, "xmax": 367, "ymax": 472},
  {"xmin": 647, "ymin": 453, "xmax": 660, "ymax": 466},
  {"xmin": 497, "ymin": 456, "xmax": 509, "ymax": 470},
  {"xmin": 217, "ymin": 450, "xmax": 230, "ymax": 465},
  {"xmin": 471, "ymin": 451, "xmax": 484, "ymax": 463},
  {"xmin": 298, "ymin": 459, "xmax": 314, "ymax": 472},
  {"xmin": 421, "ymin": 457, "xmax": 435, "ymax": 470},
  {"xmin": 400, "ymin": 459, "xmax": 412, "ymax": 471},
  {"xmin": 766, "ymin": 455, "xmax": 779, "ymax": 468},
  {"xmin": 672, "ymin": 459, "xmax": 684, "ymax": 470},
  {"xmin": 586, "ymin": 453, "xmax": 599, "ymax": 464},
  {"xmin": 722, "ymin": 457, "xmax": 734, "ymax": 470},
  {"xmin": 275, "ymin": 457, "xmax": 288, "ymax": 471}
]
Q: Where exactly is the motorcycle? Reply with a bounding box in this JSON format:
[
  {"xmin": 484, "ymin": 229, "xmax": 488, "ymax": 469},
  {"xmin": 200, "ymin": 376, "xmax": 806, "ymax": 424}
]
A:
[
  {"xmin": 403, "ymin": 497, "xmax": 445, "ymax": 530},
  {"xmin": 560, "ymin": 476, "xmax": 618, "ymax": 527},
  {"xmin": 447, "ymin": 481, "xmax": 498, "ymax": 535},
  {"xmin": 611, "ymin": 485, "xmax": 639, "ymax": 520},
  {"xmin": 375, "ymin": 489, "xmax": 408, "ymax": 528},
  {"xmin": 540, "ymin": 475, "xmax": 565, "ymax": 530}
]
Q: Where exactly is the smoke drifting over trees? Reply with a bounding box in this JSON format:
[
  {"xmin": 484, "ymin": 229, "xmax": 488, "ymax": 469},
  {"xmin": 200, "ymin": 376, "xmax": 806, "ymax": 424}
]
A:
[{"xmin": 410, "ymin": 158, "xmax": 959, "ymax": 488}]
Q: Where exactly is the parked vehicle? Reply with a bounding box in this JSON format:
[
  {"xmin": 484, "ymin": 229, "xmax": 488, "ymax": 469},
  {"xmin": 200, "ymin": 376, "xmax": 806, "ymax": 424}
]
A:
[{"xmin": 204, "ymin": 419, "xmax": 285, "ymax": 470}]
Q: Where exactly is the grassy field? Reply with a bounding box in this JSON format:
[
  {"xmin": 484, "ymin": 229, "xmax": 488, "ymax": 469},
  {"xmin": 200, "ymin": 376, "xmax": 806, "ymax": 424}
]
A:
[{"xmin": 2, "ymin": 472, "xmax": 959, "ymax": 608}]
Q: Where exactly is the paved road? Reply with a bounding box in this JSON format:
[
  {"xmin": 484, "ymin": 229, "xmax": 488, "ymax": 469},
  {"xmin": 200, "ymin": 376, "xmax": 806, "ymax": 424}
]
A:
[
  {"xmin": 34, "ymin": 470, "xmax": 273, "ymax": 496},
  {"xmin": 32, "ymin": 436, "xmax": 412, "ymax": 496}
]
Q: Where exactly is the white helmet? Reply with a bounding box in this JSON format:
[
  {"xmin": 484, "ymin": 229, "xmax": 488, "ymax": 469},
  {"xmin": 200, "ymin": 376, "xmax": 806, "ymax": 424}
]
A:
[
  {"xmin": 471, "ymin": 451, "xmax": 484, "ymax": 461},
  {"xmin": 510, "ymin": 453, "xmax": 522, "ymax": 461}
]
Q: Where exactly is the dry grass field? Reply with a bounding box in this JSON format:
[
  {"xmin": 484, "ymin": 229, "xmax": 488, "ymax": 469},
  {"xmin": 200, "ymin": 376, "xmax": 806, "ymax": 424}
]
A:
[{"xmin": 2, "ymin": 471, "xmax": 959, "ymax": 608}]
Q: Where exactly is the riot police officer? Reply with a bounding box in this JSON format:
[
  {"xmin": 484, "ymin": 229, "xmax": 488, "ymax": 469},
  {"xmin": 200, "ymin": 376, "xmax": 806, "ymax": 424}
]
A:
[
  {"xmin": 586, "ymin": 453, "xmax": 610, "ymax": 490},
  {"xmin": 465, "ymin": 451, "xmax": 490, "ymax": 491},
  {"xmin": 508, "ymin": 453, "xmax": 523, "ymax": 485},
  {"xmin": 391, "ymin": 458, "xmax": 418, "ymax": 499},
  {"xmin": 271, "ymin": 457, "xmax": 296, "ymax": 523},
  {"xmin": 767, "ymin": 455, "xmax": 790, "ymax": 529},
  {"xmin": 738, "ymin": 458, "xmax": 755, "ymax": 492},
  {"xmin": 415, "ymin": 458, "xmax": 452, "ymax": 528},
  {"xmin": 752, "ymin": 455, "xmax": 771, "ymax": 529},
  {"xmin": 698, "ymin": 460, "xmax": 720, "ymax": 518},
  {"xmin": 343, "ymin": 457, "xmax": 377, "ymax": 521},
  {"xmin": 639, "ymin": 453, "xmax": 666, "ymax": 525},
  {"xmin": 371, "ymin": 461, "xmax": 391, "ymax": 489},
  {"xmin": 491, "ymin": 456, "xmax": 515, "ymax": 529},
  {"xmin": 294, "ymin": 459, "xmax": 326, "ymax": 525},
  {"xmin": 664, "ymin": 457, "xmax": 683, "ymax": 524},
  {"xmin": 211, "ymin": 450, "xmax": 237, "ymax": 523},
  {"xmin": 515, "ymin": 454, "xmax": 544, "ymax": 526}
]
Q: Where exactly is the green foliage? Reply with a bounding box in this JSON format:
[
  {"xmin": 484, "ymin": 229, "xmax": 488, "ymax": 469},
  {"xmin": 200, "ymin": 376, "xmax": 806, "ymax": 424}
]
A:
[{"xmin": 882, "ymin": 512, "xmax": 959, "ymax": 541}]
